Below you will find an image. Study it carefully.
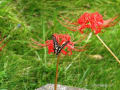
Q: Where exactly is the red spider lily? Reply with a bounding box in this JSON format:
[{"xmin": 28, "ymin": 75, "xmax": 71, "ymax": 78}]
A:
[
  {"xmin": 31, "ymin": 34, "xmax": 87, "ymax": 90},
  {"xmin": 31, "ymin": 34, "xmax": 86, "ymax": 55},
  {"xmin": 59, "ymin": 12, "xmax": 120, "ymax": 34}
]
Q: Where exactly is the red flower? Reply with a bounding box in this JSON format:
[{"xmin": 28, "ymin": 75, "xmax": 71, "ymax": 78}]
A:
[
  {"xmin": 31, "ymin": 34, "xmax": 86, "ymax": 55},
  {"xmin": 59, "ymin": 12, "xmax": 120, "ymax": 34}
]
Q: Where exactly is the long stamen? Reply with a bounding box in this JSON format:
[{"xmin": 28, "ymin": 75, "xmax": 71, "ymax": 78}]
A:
[{"xmin": 59, "ymin": 15, "xmax": 79, "ymax": 26}]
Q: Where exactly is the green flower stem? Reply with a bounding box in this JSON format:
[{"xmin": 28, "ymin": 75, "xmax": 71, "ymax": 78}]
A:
[
  {"xmin": 96, "ymin": 34, "xmax": 120, "ymax": 64},
  {"xmin": 54, "ymin": 54, "xmax": 61, "ymax": 90}
]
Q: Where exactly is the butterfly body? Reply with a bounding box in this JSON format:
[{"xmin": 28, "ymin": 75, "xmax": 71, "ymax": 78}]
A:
[{"xmin": 52, "ymin": 35, "xmax": 69, "ymax": 55}]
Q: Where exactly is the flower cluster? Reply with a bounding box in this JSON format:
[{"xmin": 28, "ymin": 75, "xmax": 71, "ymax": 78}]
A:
[
  {"xmin": 59, "ymin": 12, "xmax": 119, "ymax": 34},
  {"xmin": 77, "ymin": 12, "xmax": 104, "ymax": 34},
  {"xmin": 31, "ymin": 34, "xmax": 85, "ymax": 55}
]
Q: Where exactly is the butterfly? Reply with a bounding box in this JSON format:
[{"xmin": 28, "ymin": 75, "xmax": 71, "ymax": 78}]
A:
[{"xmin": 52, "ymin": 35, "xmax": 69, "ymax": 55}]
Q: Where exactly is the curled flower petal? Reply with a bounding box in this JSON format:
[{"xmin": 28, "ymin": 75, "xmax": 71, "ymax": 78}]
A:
[{"xmin": 61, "ymin": 50, "xmax": 67, "ymax": 55}]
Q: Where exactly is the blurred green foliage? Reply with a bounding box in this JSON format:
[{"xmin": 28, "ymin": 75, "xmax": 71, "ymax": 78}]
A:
[{"xmin": 0, "ymin": 0, "xmax": 120, "ymax": 90}]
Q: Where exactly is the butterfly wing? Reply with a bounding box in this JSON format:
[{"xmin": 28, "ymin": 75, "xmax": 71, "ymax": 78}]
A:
[
  {"xmin": 52, "ymin": 35, "xmax": 60, "ymax": 55},
  {"xmin": 56, "ymin": 41, "xmax": 70, "ymax": 55}
]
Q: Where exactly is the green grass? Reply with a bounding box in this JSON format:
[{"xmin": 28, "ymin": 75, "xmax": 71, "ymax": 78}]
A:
[{"xmin": 0, "ymin": 0, "xmax": 120, "ymax": 90}]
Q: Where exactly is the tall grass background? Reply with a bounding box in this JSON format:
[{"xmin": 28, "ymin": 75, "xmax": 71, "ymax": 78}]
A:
[{"xmin": 0, "ymin": 0, "xmax": 120, "ymax": 90}]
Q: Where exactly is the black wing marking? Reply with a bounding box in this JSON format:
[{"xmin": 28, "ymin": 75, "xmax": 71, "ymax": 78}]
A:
[
  {"xmin": 52, "ymin": 35, "xmax": 69, "ymax": 55},
  {"xmin": 52, "ymin": 35, "xmax": 60, "ymax": 55},
  {"xmin": 56, "ymin": 41, "xmax": 69, "ymax": 55}
]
